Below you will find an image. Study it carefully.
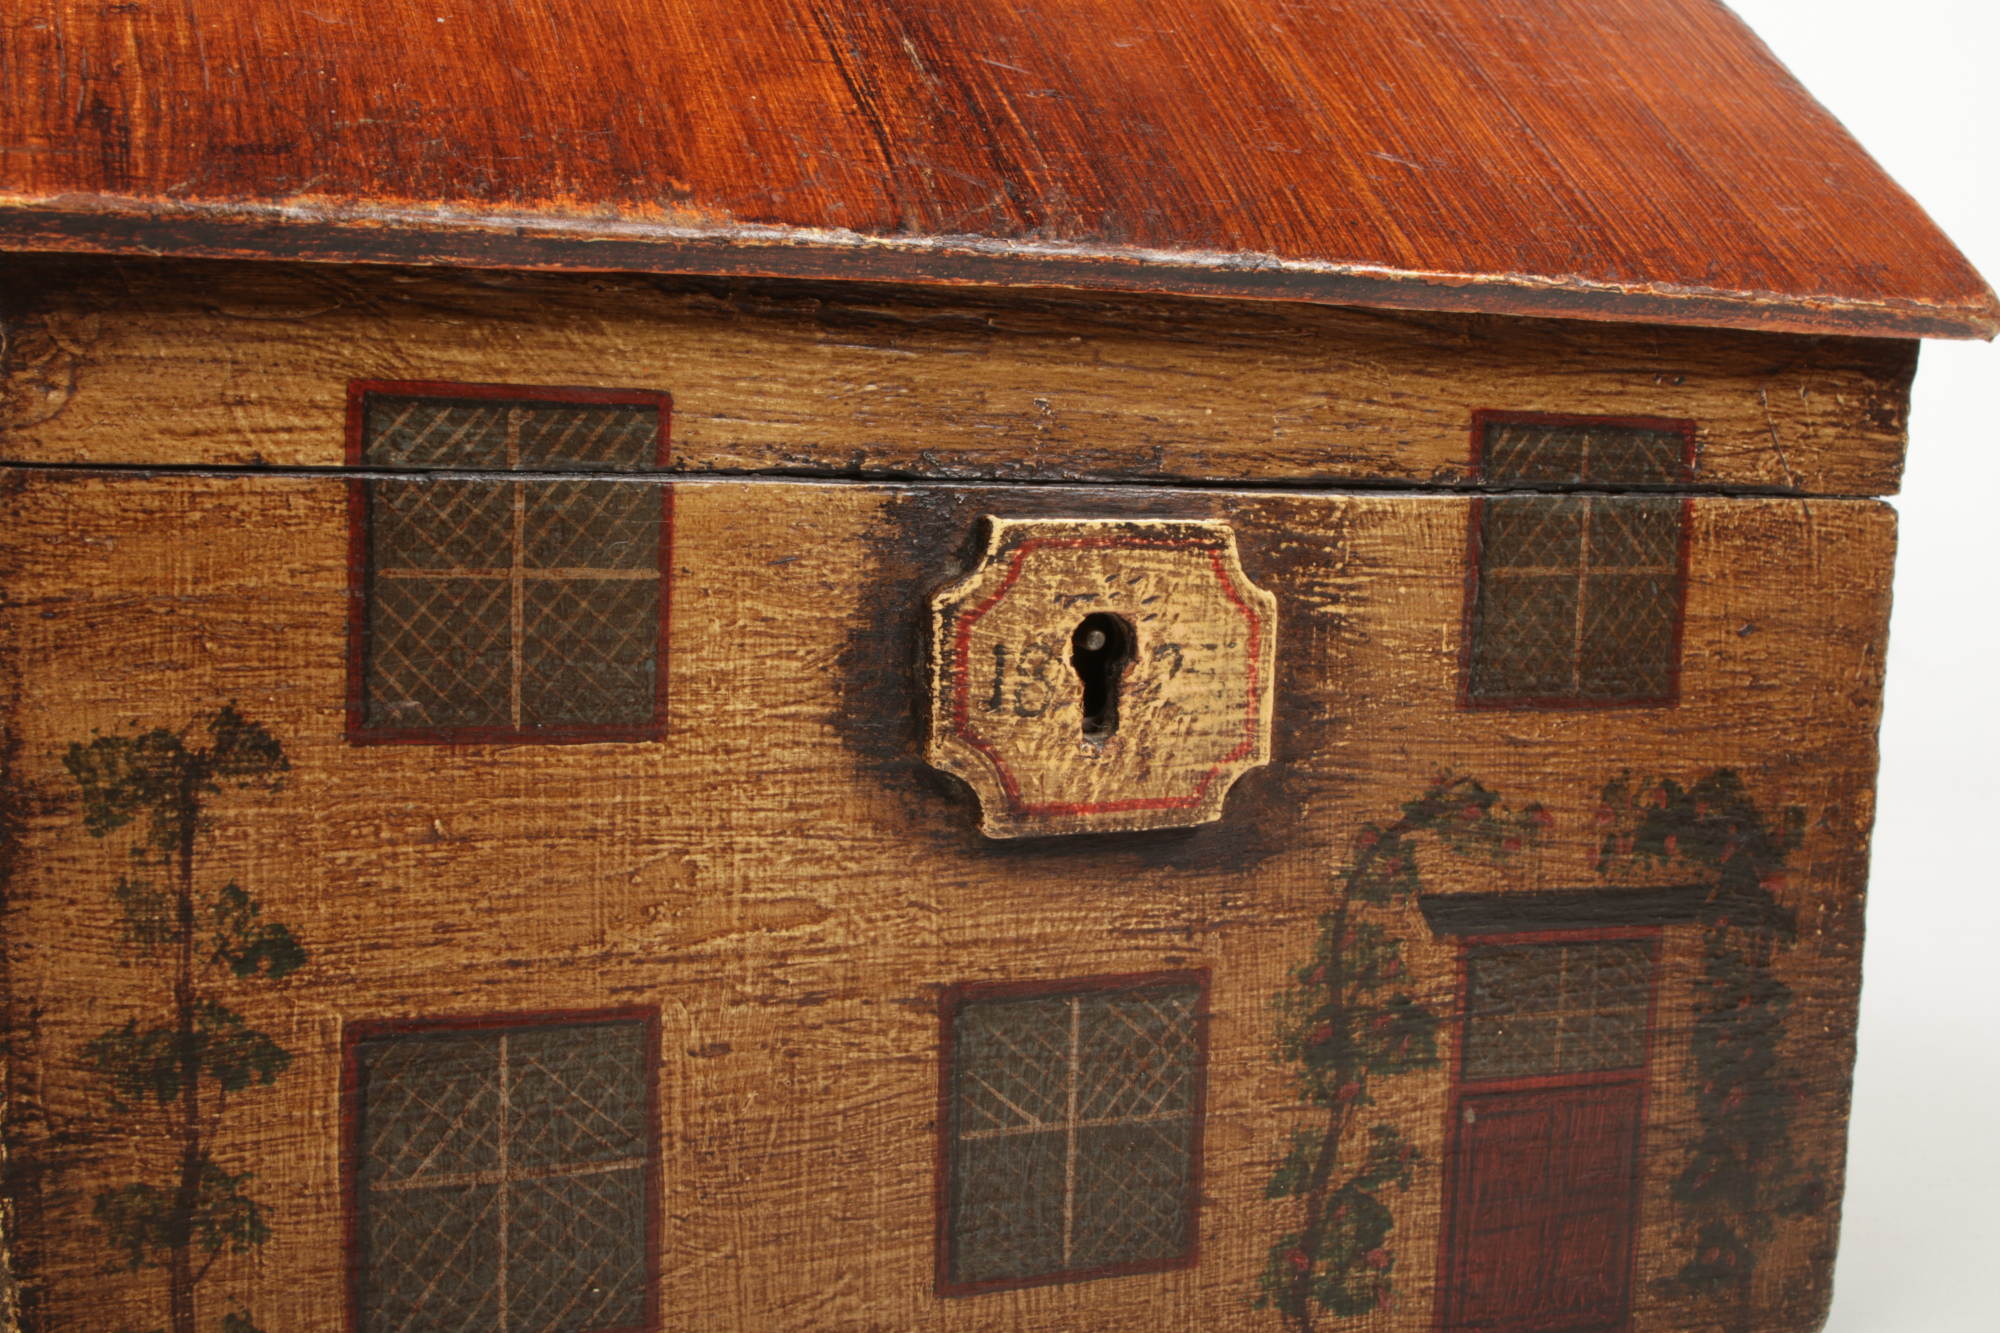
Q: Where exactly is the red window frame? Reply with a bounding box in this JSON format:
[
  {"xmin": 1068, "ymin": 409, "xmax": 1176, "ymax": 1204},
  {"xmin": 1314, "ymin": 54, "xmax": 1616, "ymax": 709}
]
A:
[
  {"xmin": 344, "ymin": 379, "xmax": 674, "ymax": 745},
  {"xmin": 1459, "ymin": 411, "xmax": 1697, "ymax": 712},
  {"xmin": 935, "ymin": 969, "xmax": 1210, "ymax": 1297},
  {"xmin": 340, "ymin": 1005, "xmax": 663, "ymax": 1333}
]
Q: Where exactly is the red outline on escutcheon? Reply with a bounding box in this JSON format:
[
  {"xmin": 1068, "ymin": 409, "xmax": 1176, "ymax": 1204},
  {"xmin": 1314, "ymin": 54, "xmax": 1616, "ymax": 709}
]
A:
[{"xmin": 947, "ymin": 536, "xmax": 1266, "ymax": 817}]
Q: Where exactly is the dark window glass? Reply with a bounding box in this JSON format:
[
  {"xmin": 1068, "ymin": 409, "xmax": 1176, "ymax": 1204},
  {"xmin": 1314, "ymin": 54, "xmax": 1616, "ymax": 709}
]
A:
[
  {"xmin": 353, "ymin": 391, "xmax": 666, "ymax": 740},
  {"xmin": 942, "ymin": 978, "xmax": 1204, "ymax": 1291},
  {"xmin": 1466, "ymin": 418, "xmax": 1691, "ymax": 708},
  {"xmin": 1462, "ymin": 940, "xmax": 1655, "ymax": 1080},
  {"xmin": 351, "ymin": 1017, "xmax": 653, "ymax": 1333},
  {"xmin": 1480, "ymin": 420, "xmax": 1687, "ymax": 487}
]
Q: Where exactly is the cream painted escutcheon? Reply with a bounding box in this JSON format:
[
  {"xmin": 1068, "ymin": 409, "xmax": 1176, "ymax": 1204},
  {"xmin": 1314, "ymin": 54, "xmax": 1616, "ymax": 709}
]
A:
[{"xmin": 927, "ymin": 517, "xmax": 1278, "ymax": 838}]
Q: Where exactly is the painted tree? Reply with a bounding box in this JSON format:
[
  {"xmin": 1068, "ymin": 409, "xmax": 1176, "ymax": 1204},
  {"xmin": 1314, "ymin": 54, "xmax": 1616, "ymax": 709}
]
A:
[
  {"xmin": 1595, "ymin": 768, "xmax": 1813, "ymax": 1333},
  {"xmin": 1257, "ymin": 775, "xmax": 1547, "ymax": 1331},
  {"xmin": 65, "ymin": 705, "xmax": 304, "ymax": 1333}
]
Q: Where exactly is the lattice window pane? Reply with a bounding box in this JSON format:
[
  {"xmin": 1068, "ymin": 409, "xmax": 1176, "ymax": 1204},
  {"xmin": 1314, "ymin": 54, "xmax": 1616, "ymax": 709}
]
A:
[
  {"xmin": 504, "ymin": 1025, "xmax": 651, "ymax": 1169},
  {"xmin": 1463, "ymin": 941, "xmax": 1655, "ymax": 1080},
  {"xmin": 356, "ymin": 393, "xmax": 666, "ymax": 738},
  {"xmin": 366, "ymin": 399, "xmax": 514, "ymax": 471},
  {"xmin": 944, "ymin": 980, "xmax": 1202, "ymax": 1291},
  {"xmin": 954, "ymin": 995, "xmax": 1073, "ymax": 1134},
  {"xmin": 1468, "ymin": 574, "xmax": 1579, "ymax": 701},
  {"xmin": 523, "ymin": 481, "xmax": 659, "ymax": 570},
  {"xmin": 365, "ymin": 577, "xmax": 513, "ymax": 729},
  {"xmin": 358, "ymin": 1033, "xmax": 506, "ymax": 1180},
  {"xmin": 1074, "ymin": 990, "xmax": 1201, "ymax": 1120},
  {"xmin": 507, "ymin": 1171, "xmax": 650, "ymax": 1333},
  {"xmin": 511, "ymin": 406, "xmax": 659, "ymax": 472},
  {"xmin": 1560, "ymin": 941, "xmax": 1654, "ymax": 1074},
  {"xmin": 1483, "ymin": 497, "xmax": 1585, "ymax": 570},
  {"xmin": 1469, "ymin": 495, "xmax": 1684, "ymax": 707},
  {"xmin": 1068, "ymin": 1120, "xmax": 1195, "ymax": 1272},
  {"xmin": 371, "ymin": 481, "xmax": 518, "ymax": 570},
  {"xmin": 1587, "ymin": 497, "xmax": 1682, "ymax": 568},
  {"xmin": 1483, "ymin": 421, "xmax": 1687, "ymax": 486},
  {"xmin": 951, "ymin": 1127, "xmax": 1069, "ymax": 1286},
  {"xmin": 360, "ymin": 1183, "xmax": 502, "ymax": 1333},
  {"xmin": 519, "ymin": 580, "xmax": 660, "ymax": 729},
  {"xmin": 352, "ymin": 1019, "xmax": 653, "ymax": 1333},
  {"xmin": 1578, "ymin": 572, "xmax": 1679, "ymax": 700},
  {"xmin": 365, "ymin": 398, "xmax": 657, "ymax": 472}
]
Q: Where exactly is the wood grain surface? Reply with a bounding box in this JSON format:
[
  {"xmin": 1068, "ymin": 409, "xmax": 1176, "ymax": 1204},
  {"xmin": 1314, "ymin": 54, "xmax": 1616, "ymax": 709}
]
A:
[
  {"xmin": 0, "ymin": 471, "xmax": 1891, "ymax": 1333},
  {"xmin": 1, "ymin": 0, "xmax": 1992, "ymax": 338},
  {"xmin": 0, "ymin": 259, "xmax": 1917, "ymax": 496}
]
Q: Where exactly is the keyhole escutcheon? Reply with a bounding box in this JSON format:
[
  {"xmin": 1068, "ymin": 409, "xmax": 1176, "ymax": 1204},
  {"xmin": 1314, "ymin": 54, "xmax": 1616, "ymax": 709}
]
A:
[{"xmin": 1071, "ymin": 613, "xmax": 1133, "ymax": 738}]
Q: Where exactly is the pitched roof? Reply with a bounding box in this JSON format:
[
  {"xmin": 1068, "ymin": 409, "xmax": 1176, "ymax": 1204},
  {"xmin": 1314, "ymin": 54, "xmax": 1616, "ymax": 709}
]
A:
[{"xmin": 3, "ymin": 0, "xmax": 1993, "ymax": 338}]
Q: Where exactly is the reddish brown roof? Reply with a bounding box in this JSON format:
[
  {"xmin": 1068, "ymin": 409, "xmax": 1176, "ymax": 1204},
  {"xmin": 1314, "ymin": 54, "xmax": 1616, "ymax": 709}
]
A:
[{"xmin": 2, "ymin": 0, "xmax": 1992, "ymax": 338}]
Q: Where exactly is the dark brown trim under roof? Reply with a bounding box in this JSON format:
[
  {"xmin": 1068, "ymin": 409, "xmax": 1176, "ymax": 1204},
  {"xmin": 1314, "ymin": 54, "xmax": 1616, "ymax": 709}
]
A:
[{"xmin": 2, "ymin": 203, "xmax": 1990, "ymax": 340}]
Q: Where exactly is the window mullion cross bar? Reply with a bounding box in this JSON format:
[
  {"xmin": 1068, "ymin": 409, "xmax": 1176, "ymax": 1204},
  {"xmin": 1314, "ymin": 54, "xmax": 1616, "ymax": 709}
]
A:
[
  {"xmin": 1063, "ymin": 996, "xmax": 1080, "ymax": 1270},
  {"xmin": 367, "ymin": 1154, "xmax": 646, "ymax": 1191}
]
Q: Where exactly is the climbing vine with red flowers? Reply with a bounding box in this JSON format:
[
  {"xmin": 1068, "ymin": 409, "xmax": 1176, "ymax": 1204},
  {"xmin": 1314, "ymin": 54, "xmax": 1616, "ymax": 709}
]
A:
[
  {"xmin": 1595, "ymin": 769, "xmax": 1818, "ymax": 1326},
  {"xmin": 1255, "ymin": 775, "xmax": 1548, "ymax": 1331}
]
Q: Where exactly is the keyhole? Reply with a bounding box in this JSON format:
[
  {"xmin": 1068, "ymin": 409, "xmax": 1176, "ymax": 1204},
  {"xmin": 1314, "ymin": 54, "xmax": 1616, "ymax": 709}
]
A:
[{"xmin": 1071, "ymin": 613, "xmax": 1132, "ymax": 738}]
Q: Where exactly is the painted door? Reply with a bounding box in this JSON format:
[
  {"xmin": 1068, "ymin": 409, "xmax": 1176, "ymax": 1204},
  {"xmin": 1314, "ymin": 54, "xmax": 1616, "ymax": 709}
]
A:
[{"xmin": 1439, "ymin": 934, "xmax": 1659, "ymax": 1333}]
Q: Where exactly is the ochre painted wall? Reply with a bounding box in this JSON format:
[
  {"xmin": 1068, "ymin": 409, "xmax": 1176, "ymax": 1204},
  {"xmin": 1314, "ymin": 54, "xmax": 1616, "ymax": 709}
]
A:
[{"xmin": 0, "ymin": 470, "xmax": 1888, "ymax": 1332}]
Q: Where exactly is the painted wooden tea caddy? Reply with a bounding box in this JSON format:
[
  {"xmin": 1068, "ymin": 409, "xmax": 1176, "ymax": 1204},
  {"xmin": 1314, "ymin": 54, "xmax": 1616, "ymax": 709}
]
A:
[{"xmin": 0, "ymin": 2, "xmax": 1992, "ymax": 1332}]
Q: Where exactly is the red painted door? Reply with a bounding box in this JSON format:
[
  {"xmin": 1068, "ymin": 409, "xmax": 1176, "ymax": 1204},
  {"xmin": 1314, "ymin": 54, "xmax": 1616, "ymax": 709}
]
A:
[
  {"xmin": 1442, "ymin": 1083, "xmax": 1645, "ymax": 1332},
  {"xmin": 1438, "ymin": 934, "xmax": 1658, "ymax": 1333}
]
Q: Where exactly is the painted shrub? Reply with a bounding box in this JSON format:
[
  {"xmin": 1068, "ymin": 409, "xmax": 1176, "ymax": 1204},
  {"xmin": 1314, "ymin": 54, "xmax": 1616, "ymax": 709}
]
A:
[
  {"xmin": 64, "ymin": 706, "xmax": 305, "ymax": 1333},
  {"xmin": 1257, "ymin": 775, "xmax": 1547, "ymax": 1331}
]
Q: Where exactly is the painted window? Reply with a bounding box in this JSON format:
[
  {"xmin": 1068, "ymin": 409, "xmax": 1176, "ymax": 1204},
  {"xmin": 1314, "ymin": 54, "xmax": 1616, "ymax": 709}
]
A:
[
  {"xmin": 346, "ymin": 382, "xmax": 671, "ymax": 743},
  {"xmin": 938, "ymin": 972, "xmax": 1207, "ymax": 1295},
  {"xmin": 346, "ymin": 1012, "xmax": 657, "ymax": 1333},
  {"xmin": 1463, "ymin": 414, "xmax": 1694, "ymax": 709},
  {"xmin": 1461, "ymin": 937, "xmax": 1656, "ymax": 1080}
]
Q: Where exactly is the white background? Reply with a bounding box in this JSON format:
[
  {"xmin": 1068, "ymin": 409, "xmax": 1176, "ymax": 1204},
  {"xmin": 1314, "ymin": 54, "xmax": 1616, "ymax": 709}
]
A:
[{"xmin": 1721, "ymin": 2, "xmax": 1999, "ymax": 1329}]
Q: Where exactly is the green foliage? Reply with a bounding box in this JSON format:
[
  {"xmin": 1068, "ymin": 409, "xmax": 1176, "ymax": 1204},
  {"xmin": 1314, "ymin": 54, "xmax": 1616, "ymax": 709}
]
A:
[
  {"xmin": 1596, "ymin": 769, "xmax": 1814, "ymax": 1306},
  {"xmin": 86, "ymin": 1021, "xmax": 182, "ymax": 1113},
  {"xmin": 1258, "ymin": 1189, "xmax": 1396, "ymax": 1319},
  {"xmin": 1264, "ymin": 1128, "xmax": 1322, "ymax": 1202},
  {"xmin": 66, "ymin": 706, "xmax": 298, "ymax": 1333},
  {"xmin": 93, "ymin": 1159, "xmax": 269, "ymax": 1274},
  {"xmin": 1274, "ymin": 922, "xmax": 1440, "ymax": 1105},
  {"xmin": 112, "ymin": 873, "xmax": 178, "ymax": 954},
  {"xmin": 1597, "ymin": 768, "xmax": 1801, "ymax": 941},
  {"xmin": 1257, "ymin": 1126, "xmax": 1420, "ymax": 1320},
  {"xmin": 1258, "ymin": 775, "xmax": 1544, "ymax": 1330},
  {"xmin": 106, "ymin": 869, "xmax": 305, "ymax": 982},
  {"xmin": 209, "ymin": 883, "xmax": 306, "ymax": 981},
  {"xmin": 189, "ymin": 1000, "xmax": 294, "ymax": 1095},
  {"xmin": 64, "ymin": 704, "xmax": 287, "ymax": 858},
  {"xmin": 85, "ymin": 1002, "xmax": 293, "ymax": 1113},
  {"xmin": 1266, "ymin": 1122, "xmax": 1418, "ymax": 1205}
]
